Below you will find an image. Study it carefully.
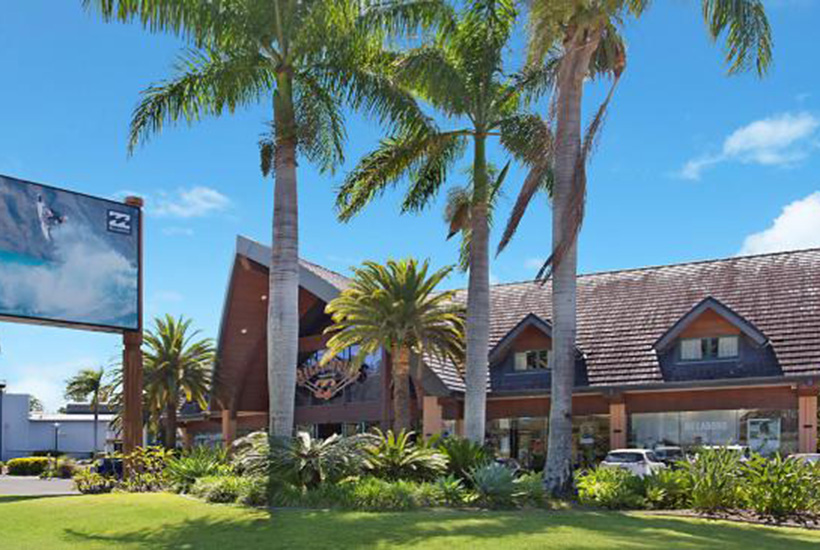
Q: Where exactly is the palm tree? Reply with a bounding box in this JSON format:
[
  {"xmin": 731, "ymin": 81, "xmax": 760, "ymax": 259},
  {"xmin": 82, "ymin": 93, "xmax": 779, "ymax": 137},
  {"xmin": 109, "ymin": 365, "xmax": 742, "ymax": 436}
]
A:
[
  {"xmin": 143, "ymin": 315, "xmax": 215, "ymax": 448},
  {"xmin": 84, "ymin": 0, "xmax": 441, "ymax": 439},
  {"xmin": 65, "ymin": 367, "xmax": 110, "ymax": 455},
  {"xmin": 498, "ymin": 0, "xmax": 773, "ymax": 496},
  {"xmin": 336, "ymin": 0, "xmax": 552, "ymax": 443},
  {"xmin": 321, "ymin": 259, "xmax": 465, "ymax": 431}
]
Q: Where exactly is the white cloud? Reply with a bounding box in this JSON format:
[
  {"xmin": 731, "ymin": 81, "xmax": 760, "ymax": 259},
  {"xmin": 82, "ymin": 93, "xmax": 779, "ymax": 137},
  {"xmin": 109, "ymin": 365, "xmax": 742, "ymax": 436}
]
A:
[
  {"xmin": 162, "ymin": 226, "xmax": 194, "ymax": 237},
  {"xmin": 9, "ymin": 357, "xmax": 102, "ymax": 413},
  {"xmin": 154, "ymin": 187, "xmax": 230, "ymax": 218},
  {"xmin": 678, "ymin": 113, "xmax": 819, "ymax": 180},
  {"xmin": 524, "ymin": 257, "xmax": 546, "ymax": 271},
  {"xmin": 739, "ymin": 192, "xmax": 820, "ymax": 255}
]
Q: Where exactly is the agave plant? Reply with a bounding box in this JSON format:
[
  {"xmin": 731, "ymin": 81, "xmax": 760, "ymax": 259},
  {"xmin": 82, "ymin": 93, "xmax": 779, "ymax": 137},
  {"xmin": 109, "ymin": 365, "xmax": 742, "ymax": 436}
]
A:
[{"xmin": 364, "ymin": 429, "xmax": 448, "ymax": 482}]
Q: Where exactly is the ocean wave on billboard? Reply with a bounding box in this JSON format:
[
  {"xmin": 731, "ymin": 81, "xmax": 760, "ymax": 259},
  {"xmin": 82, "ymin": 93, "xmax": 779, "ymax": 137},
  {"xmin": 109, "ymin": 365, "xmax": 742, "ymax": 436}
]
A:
[{"xmin": 0, "ymin": 224, "xmax": 138, "ymax": 327}]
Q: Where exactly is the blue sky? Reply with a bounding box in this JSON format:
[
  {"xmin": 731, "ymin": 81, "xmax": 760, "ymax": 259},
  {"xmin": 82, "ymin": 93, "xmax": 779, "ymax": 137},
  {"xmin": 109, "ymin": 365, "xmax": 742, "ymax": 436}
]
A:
[{"xmin": 1, "ymin": 1, "xmax": 819, "ymax": 411}]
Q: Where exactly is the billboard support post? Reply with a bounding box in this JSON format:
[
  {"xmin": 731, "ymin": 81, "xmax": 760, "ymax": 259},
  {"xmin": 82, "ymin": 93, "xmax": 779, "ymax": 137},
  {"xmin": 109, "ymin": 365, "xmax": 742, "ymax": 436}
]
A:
[{"xmin": 122, "ymin": 196, "xmax": 144, "ymax": 462}]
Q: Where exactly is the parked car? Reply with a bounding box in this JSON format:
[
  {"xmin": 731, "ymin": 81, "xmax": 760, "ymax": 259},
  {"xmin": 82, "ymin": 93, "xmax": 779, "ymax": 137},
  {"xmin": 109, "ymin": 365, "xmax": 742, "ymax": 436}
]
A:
[
  {"xmin": 600, "ymin": 449, "xmax": 666, "ymax": 477},
  {"xmin": 789, "ymin": 453, "xmax": 820, "ymax": 465},
  {"xmin": 652, "ymin": 446, "xmax": 686, "ymax": 466}
]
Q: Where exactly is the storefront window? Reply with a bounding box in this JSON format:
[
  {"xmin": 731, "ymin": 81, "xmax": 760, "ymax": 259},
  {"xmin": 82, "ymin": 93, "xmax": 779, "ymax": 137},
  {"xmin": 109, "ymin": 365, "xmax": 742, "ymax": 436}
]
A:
[
  {"xmin": 629, "ymin": 409, "xmax": 798, "ymax": 456},
  {"xmin": 487, "ymin": 415, "xmax": 609, "ymax": 470}
]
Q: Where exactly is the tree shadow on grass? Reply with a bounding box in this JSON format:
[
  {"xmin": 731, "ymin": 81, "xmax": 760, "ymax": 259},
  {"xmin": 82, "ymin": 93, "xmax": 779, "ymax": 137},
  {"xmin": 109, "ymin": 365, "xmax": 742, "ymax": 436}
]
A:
[
  {"xmin": 0, "ymin": 495, "xmax": 83, "ymax": 504},
  {"xmin": 62, "ymin": 509, "xmax": 820, "ymax": 550}
]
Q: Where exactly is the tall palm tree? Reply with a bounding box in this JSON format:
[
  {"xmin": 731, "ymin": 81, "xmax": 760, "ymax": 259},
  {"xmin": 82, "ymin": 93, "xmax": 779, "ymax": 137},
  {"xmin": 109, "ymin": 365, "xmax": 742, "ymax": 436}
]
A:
[
  {"xmin": 65, "ymin": 367, "xmax": 111, "ymax": 456},
  {"xmin": 143, "ymin": 315, "xmax": 215, "ymax": 448},
  {"xmin": 336, "ymin": 0, "xmax": 552, "ymax": 443},
  {"xmin": 321, "ymin": 259, "xmax": 465, "ymax": 431},
  {"xmin": 84, "ymin": 0, "xmax": 441, "ymax": 439},
  {"xmin": 499, "ymin": 0, "xmax": 773, "ymax": 496}
]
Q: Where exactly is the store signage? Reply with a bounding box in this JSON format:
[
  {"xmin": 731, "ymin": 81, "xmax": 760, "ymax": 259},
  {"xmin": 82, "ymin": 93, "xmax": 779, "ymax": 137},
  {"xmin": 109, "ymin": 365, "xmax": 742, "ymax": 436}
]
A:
[{"xmin": 296, "ymin": 358, "xmax": 361, "ymax": 400}]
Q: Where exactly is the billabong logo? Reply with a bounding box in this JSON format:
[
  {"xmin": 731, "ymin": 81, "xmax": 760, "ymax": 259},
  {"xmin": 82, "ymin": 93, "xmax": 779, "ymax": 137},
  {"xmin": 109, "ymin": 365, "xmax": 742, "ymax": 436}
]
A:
[{"xmin": 107, "ymin": 210, "xmax": 132, "ymax": 235}]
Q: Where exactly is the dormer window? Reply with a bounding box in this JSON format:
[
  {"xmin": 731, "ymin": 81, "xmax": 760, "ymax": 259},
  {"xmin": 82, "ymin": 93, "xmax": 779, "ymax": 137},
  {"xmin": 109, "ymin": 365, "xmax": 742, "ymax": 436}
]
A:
[
  {"xmin": 514, "ymin": 349, "xmax": 551, "ymax": 371},
  {"xmin": 680, "ymin": 336, "xmax": 739, "ymax": 362}
]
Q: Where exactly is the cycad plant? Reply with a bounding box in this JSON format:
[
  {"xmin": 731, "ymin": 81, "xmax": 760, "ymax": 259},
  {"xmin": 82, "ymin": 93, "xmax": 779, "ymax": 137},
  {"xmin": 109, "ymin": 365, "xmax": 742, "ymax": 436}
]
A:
[
  {"xmin": 143, "ymin": 315, "xmax": 215, "ymax": 448},
  {"xmin": 364, "ymin": 429, "xmax": 448, "ymax": 482},
  {"xmin": 336, "ymin": 0, "xmax": 553, "ymax": 443},
  {"xmin": 500, "ymin": 0, "xmax": 773, "ymax": 495},
  {"xmin": 85, "ymin": 0, "xmax": 442, "ymax": 438},
  {"xmin": 322, "ymin": 259, "xmax": 465, "ymax": 431}
]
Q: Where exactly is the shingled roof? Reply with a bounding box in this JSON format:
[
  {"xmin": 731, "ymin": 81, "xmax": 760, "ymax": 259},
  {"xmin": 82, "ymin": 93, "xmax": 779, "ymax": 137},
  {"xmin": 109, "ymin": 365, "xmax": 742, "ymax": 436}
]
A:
[{"xmin": 428, "ymin": 248, "xmax": 820, "ymax": 393}]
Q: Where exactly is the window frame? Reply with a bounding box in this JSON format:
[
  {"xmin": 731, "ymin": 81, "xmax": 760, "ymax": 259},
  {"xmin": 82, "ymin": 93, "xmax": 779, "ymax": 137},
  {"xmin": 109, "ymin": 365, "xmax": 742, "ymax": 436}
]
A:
[
  {"xmin": 512, "ymin": 349, "xmax": 551, "ymax": 372},
  {"xmin": 678, "ymin": 335, "xmax": 740, "ymax": 363}
]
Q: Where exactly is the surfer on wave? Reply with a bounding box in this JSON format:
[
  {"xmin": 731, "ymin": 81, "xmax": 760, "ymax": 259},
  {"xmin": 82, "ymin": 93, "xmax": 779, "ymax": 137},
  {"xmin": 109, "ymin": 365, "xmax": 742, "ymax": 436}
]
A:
[{"xmin": 36, "ymin": 194, "xmax": 67, "ymax": 241}]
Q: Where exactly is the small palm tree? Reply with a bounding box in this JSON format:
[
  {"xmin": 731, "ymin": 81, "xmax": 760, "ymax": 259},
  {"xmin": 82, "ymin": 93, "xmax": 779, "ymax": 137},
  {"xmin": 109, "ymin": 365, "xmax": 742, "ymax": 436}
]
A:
[
  {"xmin": 65, "ymin": 367, "xmax": 111, "ymax": 456},
  {"xmin": 85, "ymin": 0, "xmax": 442, "ymax": 438},
  {"xmin": 322, "ymin": 259, "xmax": 465, "ymax": 432},
  {"xmin": 143, "ymin": 315, "xmax": 215, "ymax": 448},
  {"xmin": 336, "ymin": 0, "xmax": 552, "ymax": 443}
]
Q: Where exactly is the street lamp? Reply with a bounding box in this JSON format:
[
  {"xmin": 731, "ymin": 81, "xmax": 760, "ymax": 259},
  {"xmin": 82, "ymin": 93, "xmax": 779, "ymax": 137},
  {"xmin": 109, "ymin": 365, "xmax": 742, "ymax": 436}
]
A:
[{"xmin": 53, "ymin": 422, "xmax": 60, "ymax": 455}]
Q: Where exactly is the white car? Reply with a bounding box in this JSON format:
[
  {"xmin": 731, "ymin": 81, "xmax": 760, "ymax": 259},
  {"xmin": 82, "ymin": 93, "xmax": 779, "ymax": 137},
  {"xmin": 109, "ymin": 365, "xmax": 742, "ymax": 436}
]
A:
[
  {"xmin": 601, "ymin": 449, "xmax": 666, "ymax": 477},
  {"xmin": 789, "ymin": 453, "xmax": 820, "ymax": 465}
]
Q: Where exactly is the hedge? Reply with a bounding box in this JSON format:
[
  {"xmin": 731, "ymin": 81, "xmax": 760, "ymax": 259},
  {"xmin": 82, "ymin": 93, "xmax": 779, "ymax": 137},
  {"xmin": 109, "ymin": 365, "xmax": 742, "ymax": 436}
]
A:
[{"xmin": 7, "ymin": 457, "xmax": 50, "ymax": 476}]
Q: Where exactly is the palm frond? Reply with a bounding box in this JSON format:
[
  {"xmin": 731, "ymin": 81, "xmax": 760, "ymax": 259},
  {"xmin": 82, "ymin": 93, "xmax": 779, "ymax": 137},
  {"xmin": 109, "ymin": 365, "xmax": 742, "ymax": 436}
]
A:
[
  {"xmin": 701, "ymin": 0, "xmax": 772, "ymax": 76},
  {"xmin": 128, "ymin": 47, "xmax": 271, "ymax": 153}
]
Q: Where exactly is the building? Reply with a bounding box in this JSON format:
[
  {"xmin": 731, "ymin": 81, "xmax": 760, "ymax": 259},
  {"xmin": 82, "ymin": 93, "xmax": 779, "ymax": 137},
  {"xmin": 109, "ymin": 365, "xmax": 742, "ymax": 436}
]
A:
[
  {"xmin": 182, "ymin": 236, "xmax": 820, "ymax": 465},
  {"xmin": 0, "ymin": 391, "xmax": 117, "ymax": 460}
]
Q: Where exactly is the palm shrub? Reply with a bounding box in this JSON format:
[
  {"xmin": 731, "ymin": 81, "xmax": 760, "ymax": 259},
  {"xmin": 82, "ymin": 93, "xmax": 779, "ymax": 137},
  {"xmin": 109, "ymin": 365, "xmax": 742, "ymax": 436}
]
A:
[
  {"xmin": 435, "ymin": 474, "xmax": 470, "ymax": 507},
  {"xmin": 575, "ymin": 467, "xmax": 645, "ymax": 510},
  {"xmin": 742, "ymin": 455, "xmax": 816, "ymax": 521},
  {"xmin": 272, "ymin": 431, "xmax": 374, "ymax": 489},
  {"xmin": 166, "ymin": 446, "xmax": 233, "ymax": 493},
  {"xmin": 437, "ymin": 436, "xmax": 492, "ymax": 484},
  {"xmin": 364, "ymin": 429, "xmax": 448, "ymax": 482},
  {"xmin": 683, "ymin": 448, "xmax": 745, "ymax": 513},
  {"xmin": 471, "ymin": 463, "xmax": 517, "ymax": 508},
  {"xmin": 231, "ymin": 431, "xmax": 270, "ymax": 476}
]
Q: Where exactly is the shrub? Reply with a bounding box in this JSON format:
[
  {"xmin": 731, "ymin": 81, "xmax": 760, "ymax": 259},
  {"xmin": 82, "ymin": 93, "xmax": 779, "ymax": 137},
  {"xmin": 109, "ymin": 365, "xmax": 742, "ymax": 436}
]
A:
[
  {"xmin": 191, "ymin": 475, "xmax": 249, "ymax": 504},
  {"xmin": 166, "ymin": 446, "xmax": 233, "ymax": 493},
  {"xmin": 364, "ymin": 430, "xmax": 447, "ymax": 482},
  {"xmin": 73, "ymin": 470, "xmax": 117, "ymax": 494},
  {"xmin": 514, "ymin": 471, "xmax": 548, "ymax": 507},
  {"xmin": 575, "ymin": 467, "xmax": 645, "ymax": 510},
  {"xmin": 742, "ymin": 455, "xmax": 816, "ymax": 520},
  {"xmin": 471, "ymin": 463, "xmax": 517, "ymax": 508},
  {"xmin": 350, "ymin": 477, "xmax": 421, "ymax": 511},
  {"xmin": 435, "ymin": 474, "xmax": 470, "ymax": 507},
  {"xmin": 40, "ymin": 457, "xmax": 78, "ymax": 479},
  {"xmin": 7, "ymin": 457, "xmax": 50, "ymax": 476},
  {"xmin": 237, "ymin": 476, "xmax": 269, "ymax": 507},
  {"xmin": 118, "ymin": 446, "xmax": 173, "ymax": 493},
  {"xmin": 437, "ymin": 437, "xmax": 492, "ymax": 484},
  {"xmin": 683, "ymin": 448, "xmax": 744, "ymax": 513},
  {"xmin": 643, "ymin": 468, "xmax": 690, "ymax": 510},
  {"xmin": 231, "ymin": 431, "xmax": 270, "ymax": 476}
]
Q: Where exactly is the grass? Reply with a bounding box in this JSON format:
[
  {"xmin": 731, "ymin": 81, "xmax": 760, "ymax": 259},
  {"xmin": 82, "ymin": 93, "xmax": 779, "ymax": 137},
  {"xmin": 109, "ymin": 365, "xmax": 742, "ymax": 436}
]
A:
[{"xmin": 1, "ymin": 493, "xmax": 820, "ymax": 549}]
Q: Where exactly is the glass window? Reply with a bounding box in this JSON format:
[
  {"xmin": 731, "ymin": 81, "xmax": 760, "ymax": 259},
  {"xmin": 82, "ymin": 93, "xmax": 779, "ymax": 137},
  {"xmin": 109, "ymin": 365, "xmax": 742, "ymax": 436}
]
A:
[
  {"xmin": 680, "ymin": 336, "xmax": 738, "ymax": 362},
  {"xmin": 514, "ymin": 350, "xmax": 550, "ymax": 371},
  {"xmin": 605, "ymin": 451, "xmax": 644, "ymax": 463}
]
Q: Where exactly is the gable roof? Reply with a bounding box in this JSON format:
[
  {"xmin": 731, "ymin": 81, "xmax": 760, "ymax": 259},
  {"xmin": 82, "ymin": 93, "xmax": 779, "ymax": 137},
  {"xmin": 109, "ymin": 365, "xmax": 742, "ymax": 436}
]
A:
[
  {"xmin": 426, "ymin": 248, "xmax": 820, "ymax": 392},
  {"xmin": 235, "ymin": 235, "xmax": 350, "ymax": 302},
  {"xmin": 488, "ymin": 313, "xmax": 552, "ymax": 363},
  {"xmin": 654, "ymin": 296, "xmax": 768, "ymax": 351}
]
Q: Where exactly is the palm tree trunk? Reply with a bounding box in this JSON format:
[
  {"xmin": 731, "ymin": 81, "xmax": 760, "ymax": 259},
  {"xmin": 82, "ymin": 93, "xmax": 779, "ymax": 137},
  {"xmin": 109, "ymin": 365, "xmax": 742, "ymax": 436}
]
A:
[
  {"xmin": 269, "ymin": 72, "xmax": 300, "ymax": 439},
  {"xmin": 92, "ymin": 401, "xmax": 99, "ymax": 456},
  {"xmin": 392, "ymin": 346, "xmax": 412, "ymax": 432},
  {"xmin": 164, "ymin": 401, "xmax": 177, "ymax": 449},
  {"xmin": 464, "ymin": 133, "xmax": 491, "ymax": 444},
  {"xmin": 543, "ymin": 28, "xmax": 600, "ymax": 496}
]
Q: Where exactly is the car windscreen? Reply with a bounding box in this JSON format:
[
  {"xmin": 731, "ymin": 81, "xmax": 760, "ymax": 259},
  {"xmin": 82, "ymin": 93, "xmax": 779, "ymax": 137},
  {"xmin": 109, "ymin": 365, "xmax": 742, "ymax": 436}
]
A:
[{"xmin": 605, "ymin": 452, "xmax": 644, "ymax": 463}]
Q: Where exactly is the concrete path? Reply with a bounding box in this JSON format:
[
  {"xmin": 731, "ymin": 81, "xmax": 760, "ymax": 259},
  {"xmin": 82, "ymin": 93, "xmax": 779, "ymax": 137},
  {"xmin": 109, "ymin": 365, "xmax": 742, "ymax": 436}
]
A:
[{"xmin": 0, "ymin": 475, "xmax": 78, "ymax": 496}]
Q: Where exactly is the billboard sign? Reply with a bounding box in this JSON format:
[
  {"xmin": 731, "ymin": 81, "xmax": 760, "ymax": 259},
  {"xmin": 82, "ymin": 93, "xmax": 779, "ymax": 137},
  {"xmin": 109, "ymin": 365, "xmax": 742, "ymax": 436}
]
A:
[{"xmin": 0, "ymin": 174, "xmax": 140, "ymax": 332}]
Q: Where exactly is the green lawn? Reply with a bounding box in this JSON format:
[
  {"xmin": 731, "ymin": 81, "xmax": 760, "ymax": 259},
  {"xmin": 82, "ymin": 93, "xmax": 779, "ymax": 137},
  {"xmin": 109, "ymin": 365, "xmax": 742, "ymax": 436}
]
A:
[{"xmin": 2, "ymin": 493, "xmax": 819, "ymax": 549}]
